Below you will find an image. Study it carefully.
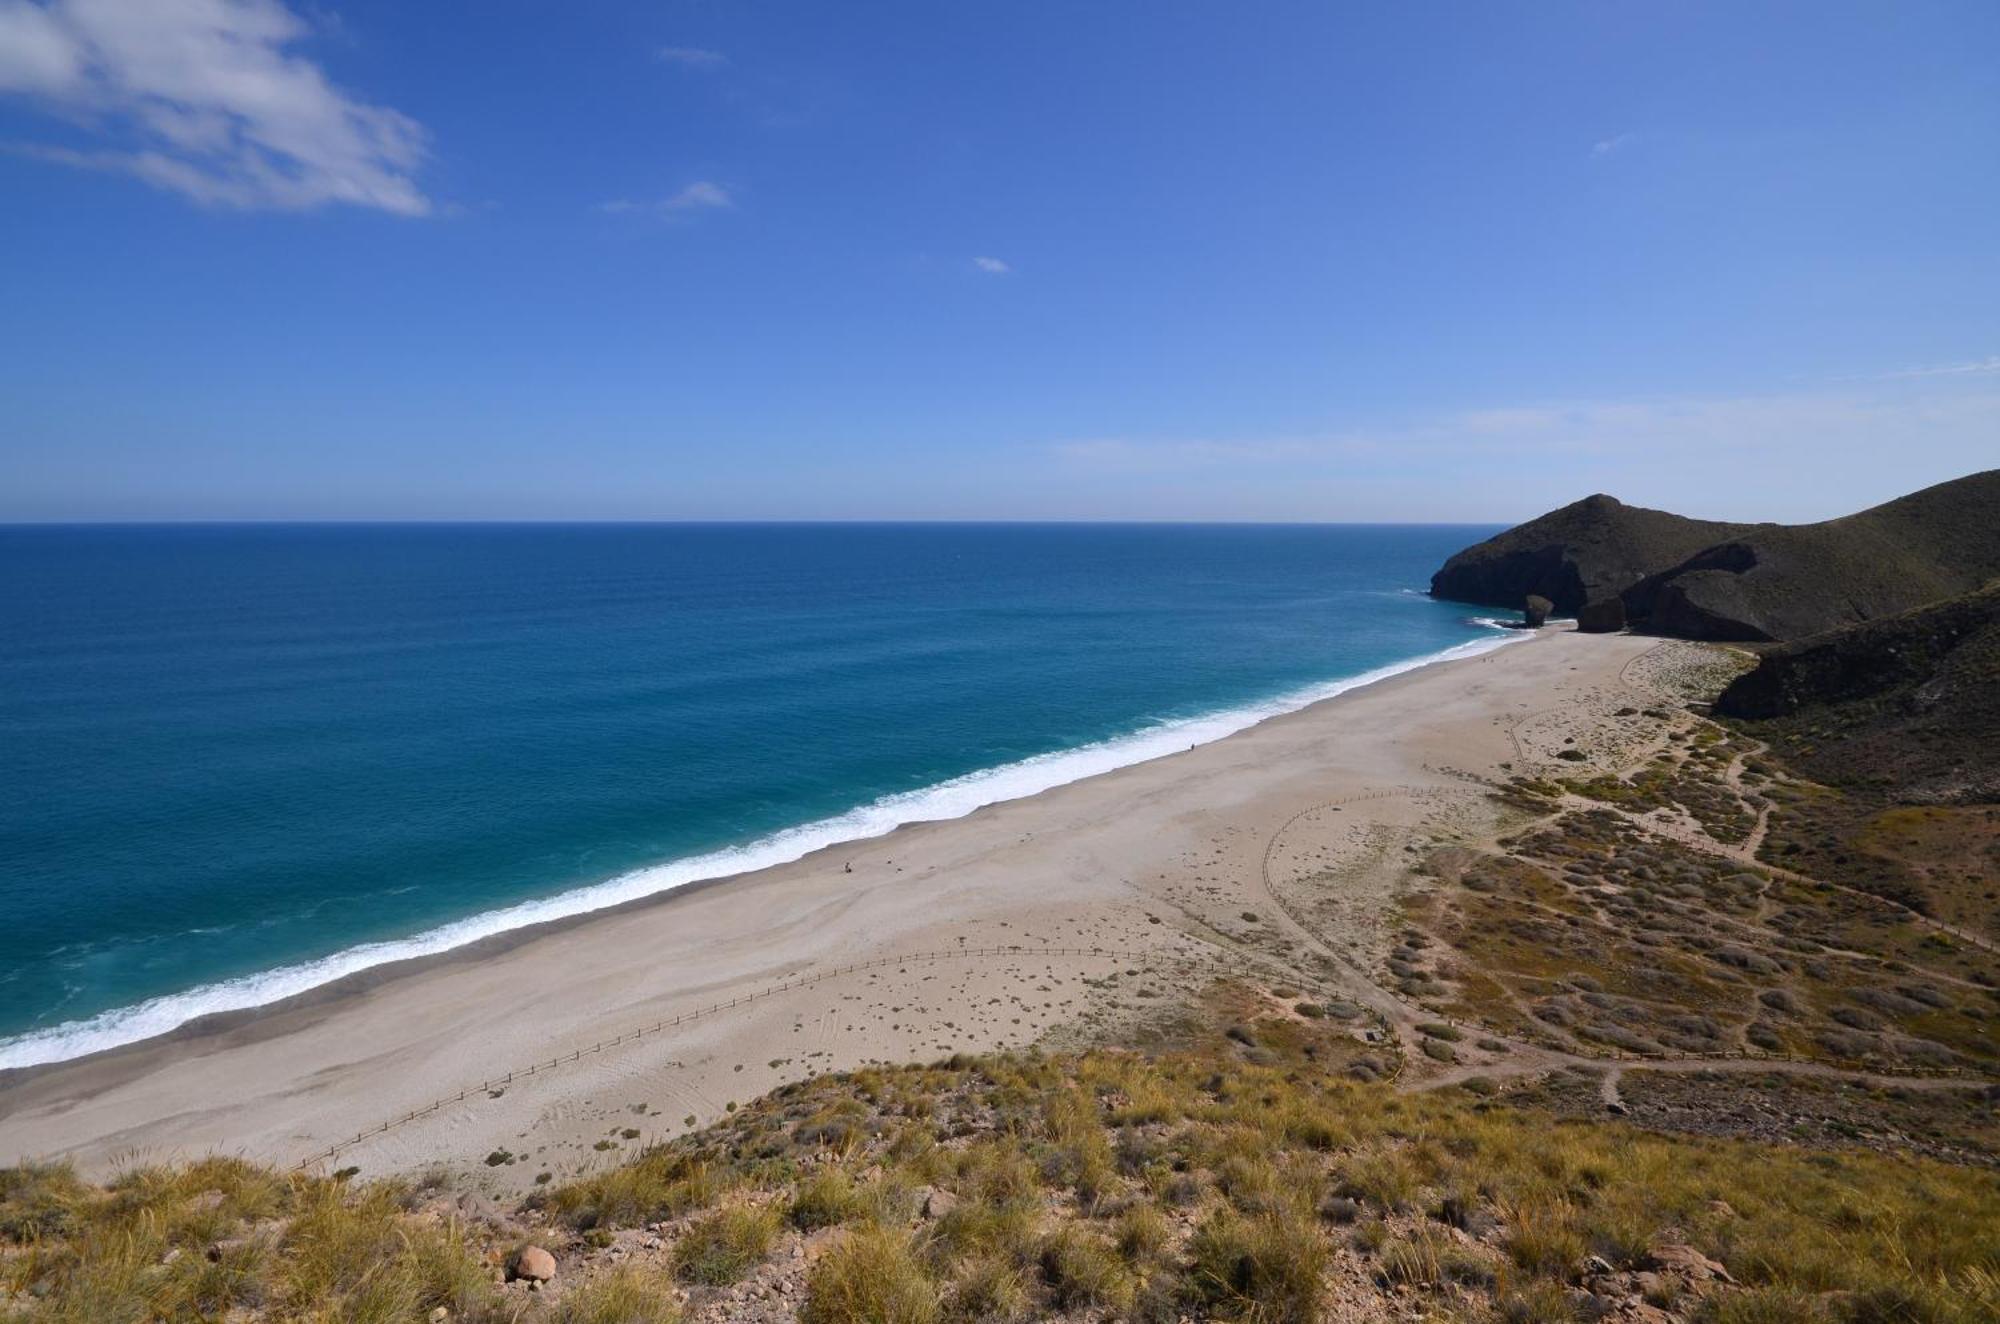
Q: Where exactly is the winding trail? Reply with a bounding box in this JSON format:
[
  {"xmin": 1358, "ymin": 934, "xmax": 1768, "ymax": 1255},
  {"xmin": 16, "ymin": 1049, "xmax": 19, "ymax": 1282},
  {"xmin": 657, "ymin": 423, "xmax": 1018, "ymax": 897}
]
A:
[{"xmin": 1250, "ymin": 643, "xmax": 1997, "ymax": 1105}]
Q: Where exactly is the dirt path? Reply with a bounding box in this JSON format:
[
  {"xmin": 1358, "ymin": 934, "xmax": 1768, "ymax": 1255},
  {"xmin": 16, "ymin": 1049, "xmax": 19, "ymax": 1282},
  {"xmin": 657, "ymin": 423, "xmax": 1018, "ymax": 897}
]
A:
[{"xmin": 1247, "ymin": 640, "xmax": 1996, "ymax": 1102}]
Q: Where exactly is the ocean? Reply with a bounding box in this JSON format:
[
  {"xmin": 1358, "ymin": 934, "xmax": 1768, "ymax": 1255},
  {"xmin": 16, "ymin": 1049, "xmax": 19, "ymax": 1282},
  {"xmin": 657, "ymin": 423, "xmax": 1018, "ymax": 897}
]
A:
[{"xmin": 0, "ymin": 522, "xmax": 1509, "ymax": 1070}]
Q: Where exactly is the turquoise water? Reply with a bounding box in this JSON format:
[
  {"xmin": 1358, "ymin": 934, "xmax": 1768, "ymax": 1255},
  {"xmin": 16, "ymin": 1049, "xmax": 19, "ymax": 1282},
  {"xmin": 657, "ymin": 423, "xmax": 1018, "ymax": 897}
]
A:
[{"xmin": 0, "ymin": 523, "xmax": 1507, "ymax": 1069}]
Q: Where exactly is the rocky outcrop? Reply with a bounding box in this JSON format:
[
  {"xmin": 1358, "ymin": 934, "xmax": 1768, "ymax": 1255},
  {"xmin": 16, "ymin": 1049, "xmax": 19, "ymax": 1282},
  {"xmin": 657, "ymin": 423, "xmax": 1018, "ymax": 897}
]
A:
[
  {"xmin": 1716, "ymin": 582, "xmax": 2000, "ymax": 802},
  {"xmin": 1624, "ymin": 543, "xmax": 1769, "ymax": 639},
  {"xmin": 1433, "ymin": 470, "xmax": 2000, "ymax": 642},
  {"xmin": 1576, "ymin": 597, "xmax": 1626, "ymax": 633},
  {"xmin": 1523, "ymin": 594, "xmax": 1552, "ymax": 628}
]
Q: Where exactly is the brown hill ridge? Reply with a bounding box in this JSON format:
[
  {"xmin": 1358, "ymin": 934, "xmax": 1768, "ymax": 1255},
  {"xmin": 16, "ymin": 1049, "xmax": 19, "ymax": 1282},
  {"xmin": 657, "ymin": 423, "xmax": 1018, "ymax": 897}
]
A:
[{"xmin": 1430, "ymin": 469, "xmax": 2000, "ymax": 641}]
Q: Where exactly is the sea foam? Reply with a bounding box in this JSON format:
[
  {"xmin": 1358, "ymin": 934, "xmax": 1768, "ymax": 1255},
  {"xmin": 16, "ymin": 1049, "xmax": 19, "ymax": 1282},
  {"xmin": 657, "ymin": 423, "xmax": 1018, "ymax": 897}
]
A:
[{"xmin": 0, "ymin": 624, "xmax": 1521, "ymax": 1071}]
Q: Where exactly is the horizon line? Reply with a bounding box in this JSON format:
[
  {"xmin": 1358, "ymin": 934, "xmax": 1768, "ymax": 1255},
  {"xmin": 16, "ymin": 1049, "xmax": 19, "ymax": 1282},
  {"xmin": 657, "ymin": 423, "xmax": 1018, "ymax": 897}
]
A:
[{"xmin": 0, "ymin": 517, "xmax": 1515, "ymax": 529}]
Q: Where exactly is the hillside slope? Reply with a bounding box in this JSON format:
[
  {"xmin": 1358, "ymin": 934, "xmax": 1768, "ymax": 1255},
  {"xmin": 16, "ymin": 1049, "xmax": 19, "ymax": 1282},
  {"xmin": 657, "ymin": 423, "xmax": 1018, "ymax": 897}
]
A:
[
  {"xmin": 1431, "ymin": 470, "xmax": 2000, "ymax": 641},
  {"xmin": 1429, "ymin": 493, "xmax": 1745, "ymax": 617},
  {"xmin": 1716, "ymin": 580, "xmax": 2000, "ymax": 803}
]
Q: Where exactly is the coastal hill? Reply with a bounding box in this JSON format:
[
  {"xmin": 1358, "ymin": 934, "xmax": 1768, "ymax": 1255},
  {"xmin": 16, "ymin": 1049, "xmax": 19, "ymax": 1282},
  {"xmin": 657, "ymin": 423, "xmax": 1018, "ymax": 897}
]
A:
[
  {"xmin": 1430, "ymin": 493, "xmax": 1747, "ymax": 621},
  {"xmin": 1717, "ymin": 580, "xmax": 2000, "ymax": 804},
  {"xmin": 1431, "ymin": 469, "xmax": 2000, "ymax": 641}
]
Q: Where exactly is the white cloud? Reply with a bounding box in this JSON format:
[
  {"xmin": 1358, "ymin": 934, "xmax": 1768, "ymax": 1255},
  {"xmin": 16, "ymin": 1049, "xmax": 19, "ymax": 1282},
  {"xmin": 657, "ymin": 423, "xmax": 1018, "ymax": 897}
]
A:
[
  {"xmin": 971, "ymin": 256, "xmax": 1010, "ymax": 274},
  {"xmin": 658, "ymin": 45, "xmax": 726, "ymax": 68},
  {"xmin": 599, "ymin": 180, "xmax": 734, "ymax": 217},
  {"xmin": 1590, "ymin": 133, "xmax": 1635, "ymax": 159},
  {"xmin": 0, "ymin": 0, "xmax": 429, "ymax": 214},
  {"xmin": 1885, "ymin": 354, "xmax": 2000, "ymax": 379}
]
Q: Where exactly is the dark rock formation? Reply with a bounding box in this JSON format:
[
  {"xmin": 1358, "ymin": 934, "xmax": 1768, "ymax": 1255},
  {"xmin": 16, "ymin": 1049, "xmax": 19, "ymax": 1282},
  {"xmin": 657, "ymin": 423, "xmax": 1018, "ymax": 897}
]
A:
[
  {"xmin": 1523, "ymin": 594, "xmax": 1552, "ymax": 628},
  {"xmin": 1430, "ymin": 494, "xmax": 1740, "ymax": 616},
  {"xmin": 1716, "ymin": 582, "xmax": 2000, "ymax": 803},
  {"xmin": 1432, "ymin": 470, "xmax": 2000, "ymax": 642},
  {"xmin": 1576, "ymin": 597, "xmax": 1627, "ymax": 633}
]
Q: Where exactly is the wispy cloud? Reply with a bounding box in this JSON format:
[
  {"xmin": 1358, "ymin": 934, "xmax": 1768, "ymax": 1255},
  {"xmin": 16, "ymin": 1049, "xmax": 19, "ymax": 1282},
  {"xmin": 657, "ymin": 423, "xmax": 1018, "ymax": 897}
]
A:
[
  {"xmin": 1884, "ymin": 354, "xmax": 2000, "ymax": 379},
  {"xmin": 1590, "ymin": 133, "xmax": 1636, "ymax": 159},
  {"xmin": 1048, "ymin": 377, "xmax": 2000, "ymax": 521},
  {"xmin": 599, "ymin": 180, "xmax": 734, "ymax": 218},
  {"xmin": 0, "ymin": 0, "xmax": 429, "ymax": 214},
  {"xmin": 971, "ymin": 256, "xmax": 1011, "ymax": 275},
  {"xmin": 658, "ymin": 45, "xmax": 726, "ymax": 68}
]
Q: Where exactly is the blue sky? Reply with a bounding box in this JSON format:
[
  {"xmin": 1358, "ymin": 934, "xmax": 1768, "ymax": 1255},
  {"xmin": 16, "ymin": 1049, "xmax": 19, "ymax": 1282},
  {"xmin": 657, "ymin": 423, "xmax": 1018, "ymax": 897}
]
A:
[{"xmin": 1, "ymin": 1, "xmax": 1995, "ymax": 522}]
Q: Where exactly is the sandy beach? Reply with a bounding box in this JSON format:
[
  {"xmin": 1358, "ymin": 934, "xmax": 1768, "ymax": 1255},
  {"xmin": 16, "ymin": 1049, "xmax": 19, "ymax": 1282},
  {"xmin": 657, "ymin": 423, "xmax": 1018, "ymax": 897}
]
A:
[{"xmin": 0, "ymin": 625, "xmax": 1664, "ymax": 1191}]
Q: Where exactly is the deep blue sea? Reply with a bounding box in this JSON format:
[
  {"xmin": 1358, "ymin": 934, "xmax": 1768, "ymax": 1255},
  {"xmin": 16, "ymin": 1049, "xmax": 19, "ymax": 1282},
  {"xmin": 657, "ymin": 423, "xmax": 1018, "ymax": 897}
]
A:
[{"xmin": 0, "ymin": 523, "xmax": 1508, "ymax": 1069}]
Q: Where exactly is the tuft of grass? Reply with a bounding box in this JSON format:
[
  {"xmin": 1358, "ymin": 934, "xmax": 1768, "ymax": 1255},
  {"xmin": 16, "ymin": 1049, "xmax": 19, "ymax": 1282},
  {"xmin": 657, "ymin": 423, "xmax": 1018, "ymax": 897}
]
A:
[
  {"xmin": 803, "ymin": 1227, "xmax": 940, "ymax": 1324},
  {"xmin": 1691, "ymin": 1285, "xmax": 1835, "ymax": 1323},
  {"xmin": 1037, "ymin": 1224, "xmax": 1133, "ymax": 1313},
  {"xmin": 1113, "ymin": 1202, "xmax": 1171, "ymax": 1263},
  {"xmin": 923, "ymin": 1195, "xmax": 1042, "ymax": 1271},
  {"xmin": 942, "ymin": 1253, "xmax": 1032, "ymax": 1322},
  {"xmin": 1501, "ymin": 1197, "xmax": 1587, "ymax": 1280},
  {"xmin": 550, "ymin": 1154, "xmax": 731, "ymax": 1230},
  {"xmin": 549, "ymin": 1264, "xmax": 684, "ymax": 1324},
  {"xmin": 0, "ymin": 1163, "xmax": 86, "ymax": 1241},
  {"xmin": 1185, "ymin": 1206, "xmax": 1326, "ymax": 1324},
  {"xmin": 1496, "ymin": 1279, "xmax": 1580, "ymax": 1322},
  {"xmin": 671, "ymin": 1205, "xmax": 778, "ymax": 1285},
  {"xmin": 1331, "ymin": 1143, "xmax": 1421, "ymax": 1213},
  {"xmin": 789, "ymin": 1168, "xmax": 870, "ymax": 1231},
  {"xmin": 275, "ymin": 1179, "xmax": 497, "ymax": 1321}
]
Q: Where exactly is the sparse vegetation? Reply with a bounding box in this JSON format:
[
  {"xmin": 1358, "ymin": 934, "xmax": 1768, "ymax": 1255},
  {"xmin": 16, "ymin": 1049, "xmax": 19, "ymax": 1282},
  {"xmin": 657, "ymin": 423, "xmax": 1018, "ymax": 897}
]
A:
[
  {"xmin": 5, "ymin": 627, "xmax": 1996, "ymax": 1324},
  {"xmin": 5, "ymin": 1007, "xmax": 1996, "ymax": 1324}
]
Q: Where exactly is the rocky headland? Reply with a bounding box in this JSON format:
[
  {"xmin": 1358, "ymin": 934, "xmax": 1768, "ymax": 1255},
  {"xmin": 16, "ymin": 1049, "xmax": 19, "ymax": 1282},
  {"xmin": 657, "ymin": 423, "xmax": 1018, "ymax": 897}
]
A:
[{"xmin": 1431, "ymin": 469, "xmax": 2000, "ymax": 641}]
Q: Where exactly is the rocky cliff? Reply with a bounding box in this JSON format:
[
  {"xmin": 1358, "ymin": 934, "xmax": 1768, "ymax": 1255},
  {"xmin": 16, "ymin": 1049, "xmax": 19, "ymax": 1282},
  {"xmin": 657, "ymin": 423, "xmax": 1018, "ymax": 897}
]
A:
[
  {"xmin": 1714, "ymin": 580, "xmax": 2000, "ymax": 802},
  {"xmin": 1431, "ymin": 470, "xmax": 2000, "ymax": 641}
]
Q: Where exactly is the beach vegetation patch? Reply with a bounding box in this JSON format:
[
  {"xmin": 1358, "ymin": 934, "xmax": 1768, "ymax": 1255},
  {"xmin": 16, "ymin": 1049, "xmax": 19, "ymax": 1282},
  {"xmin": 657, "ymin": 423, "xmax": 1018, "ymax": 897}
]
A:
[{"xmin": 670, "ymin": 1205, "xmax": 778, "ymax": 1285}]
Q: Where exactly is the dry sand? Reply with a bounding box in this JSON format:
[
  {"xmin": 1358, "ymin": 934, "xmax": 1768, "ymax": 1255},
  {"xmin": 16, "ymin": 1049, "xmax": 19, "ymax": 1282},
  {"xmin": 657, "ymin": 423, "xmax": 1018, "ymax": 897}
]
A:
[{"xmin": 0, "ymin": 625, "xmax": 1662, "ymax": 1192}]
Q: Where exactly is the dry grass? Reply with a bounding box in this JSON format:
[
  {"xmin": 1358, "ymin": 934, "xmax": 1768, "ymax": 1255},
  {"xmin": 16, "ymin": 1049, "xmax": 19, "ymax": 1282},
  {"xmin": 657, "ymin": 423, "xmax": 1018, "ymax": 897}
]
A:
[
  {"xmin": 801, "ymin": 1227, "xmax": 938, "ymax": 1324},
  {"xmin": 0, "ymin": 1159, "xmax": 500, "ymax": 1323},
  {"xmin": 547, "ymin": 1264, "xmax": 683, "ymax": 1324},
  {"xmin": 669, "ymin": 1205, "xmax": 777, "ymax": 1285},
  {"xmin": 1184, "ymin": 1205, "xmax": 1326, "ymax": 1323},
  {"xmin": 5, "ymin": 1010, "xmax": 1996, "ymax": 1323},
  {"xmin": 548, "ymin": 1154, "xmax": 731, "ymax": 1231}
]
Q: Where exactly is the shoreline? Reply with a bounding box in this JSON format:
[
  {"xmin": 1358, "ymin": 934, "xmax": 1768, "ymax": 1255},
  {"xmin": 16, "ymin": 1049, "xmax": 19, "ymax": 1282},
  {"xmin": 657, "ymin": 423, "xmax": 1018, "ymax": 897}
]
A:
[
  {"xmin": 0, "ymin": 625, "xmax": 1660, "ymax": 1188},
  {"xmin": 0, "ymin": 622, "xmax": 1525, "ymax": 1075}
]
